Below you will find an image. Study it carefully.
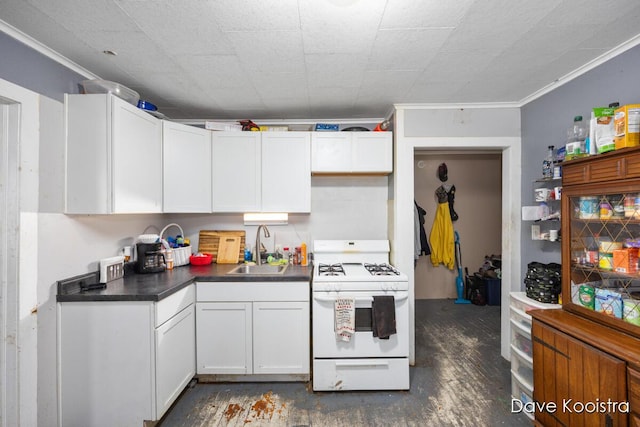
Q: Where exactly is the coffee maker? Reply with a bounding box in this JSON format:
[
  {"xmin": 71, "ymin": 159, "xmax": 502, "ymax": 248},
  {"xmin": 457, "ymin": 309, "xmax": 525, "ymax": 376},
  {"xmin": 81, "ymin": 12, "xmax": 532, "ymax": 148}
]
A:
[{"xmin": 135, "ymin": 242, "xmax": 166, "ymax": 273}]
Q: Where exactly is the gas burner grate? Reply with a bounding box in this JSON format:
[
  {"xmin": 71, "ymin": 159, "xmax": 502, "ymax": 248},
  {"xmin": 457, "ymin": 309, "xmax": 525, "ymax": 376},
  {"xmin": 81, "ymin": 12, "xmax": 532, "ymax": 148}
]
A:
[
  {"xmin": 364, "ymin": 263, "xmax": 400, "ymax": 276},
  {"xmin": 318, "ymin": 263, "xmax": 346, "ymax": 276}
]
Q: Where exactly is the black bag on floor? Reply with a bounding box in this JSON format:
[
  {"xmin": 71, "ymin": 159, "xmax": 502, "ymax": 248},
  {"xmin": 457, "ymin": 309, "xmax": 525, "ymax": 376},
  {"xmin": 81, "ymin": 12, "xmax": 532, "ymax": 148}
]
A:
[
  {"xmin": 466, "ymin": 273, "xmax": 486, "ymax": 306},
  {"xmin": 524, "ymin": 262, "xmax": 561, "ymax": 303}
]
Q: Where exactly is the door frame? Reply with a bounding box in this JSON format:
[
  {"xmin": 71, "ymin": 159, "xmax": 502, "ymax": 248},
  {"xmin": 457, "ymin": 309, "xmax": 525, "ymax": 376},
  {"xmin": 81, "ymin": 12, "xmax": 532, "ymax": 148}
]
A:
[
  {"xmin": 391, "ymin": 107, "xmax": 521, "ymax": 363},
  {"xmin": 0, "ymin": 78, "xmax": 40, "ymax": 426}
]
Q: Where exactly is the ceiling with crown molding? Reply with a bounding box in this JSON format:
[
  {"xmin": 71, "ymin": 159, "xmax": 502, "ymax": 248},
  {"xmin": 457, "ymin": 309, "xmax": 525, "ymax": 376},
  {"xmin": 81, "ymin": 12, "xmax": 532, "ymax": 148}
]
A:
[{"xmin": 1, "ymin": 0, "xmax": 640, "ymax": 120}]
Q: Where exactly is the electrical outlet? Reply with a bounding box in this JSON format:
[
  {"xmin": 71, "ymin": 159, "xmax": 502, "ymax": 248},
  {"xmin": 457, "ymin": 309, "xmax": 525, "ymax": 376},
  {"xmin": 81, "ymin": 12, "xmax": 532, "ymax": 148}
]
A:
[{"xmin": 100, "ymin": 256, "xmax": 125, "ymax": 283}]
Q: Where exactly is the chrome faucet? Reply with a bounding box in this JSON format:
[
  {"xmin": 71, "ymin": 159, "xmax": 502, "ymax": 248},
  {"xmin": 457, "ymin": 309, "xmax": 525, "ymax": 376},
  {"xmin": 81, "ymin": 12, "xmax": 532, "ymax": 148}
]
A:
[{"xmin": 255, "ymin": 224, "xmax": 271, "ymax": 265}]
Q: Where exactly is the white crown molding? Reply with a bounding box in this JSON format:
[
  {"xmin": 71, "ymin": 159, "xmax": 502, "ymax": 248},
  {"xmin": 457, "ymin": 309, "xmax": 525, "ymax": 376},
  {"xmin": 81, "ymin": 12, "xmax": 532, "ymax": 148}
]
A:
[
  {"xmin": 393, "ymin": 102, "xmax": 521, "ymax": 110},
  {"xmin": 177, "ymin": 118, "xmax": 385, "ymax": 126},
  {"xmin": 518, "ymin": 33, "xmax": 640, "ymax": 107},
  {"xmin": 0, "ymin": 19, "xmax": 98, "ymax": 80}
]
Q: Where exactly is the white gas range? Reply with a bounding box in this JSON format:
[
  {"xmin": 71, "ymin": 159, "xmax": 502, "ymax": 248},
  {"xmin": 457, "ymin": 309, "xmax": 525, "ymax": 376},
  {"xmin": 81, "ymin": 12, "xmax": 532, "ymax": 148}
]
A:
[{"xmin": 311, "ymin": 240, "xmax": 410, "ymax": 391}]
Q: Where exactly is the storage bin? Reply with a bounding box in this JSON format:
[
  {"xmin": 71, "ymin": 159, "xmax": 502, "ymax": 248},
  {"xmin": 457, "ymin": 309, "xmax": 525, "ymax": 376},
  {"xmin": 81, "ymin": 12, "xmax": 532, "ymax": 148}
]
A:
[
  {"xmin": 485, "ymin": 278, "xmax": 501, "ymax": 305},
  {"xmin": 511, "ymin": 371, "xmax": 534, "ymax": 421},
  {"xmin": 510, "ymin": 306, "xmax": 532, "ymax": 331},
  {"xmin": 510, "ymin": 346, "xmax": 533, "ymax": 387},
  {"xmin": 510, "ymin": 291, "xmax": 561, "ymax": 313},
  {"xmin": 510, "ymin": 319, "xmax": 532, "ymax": 358}
]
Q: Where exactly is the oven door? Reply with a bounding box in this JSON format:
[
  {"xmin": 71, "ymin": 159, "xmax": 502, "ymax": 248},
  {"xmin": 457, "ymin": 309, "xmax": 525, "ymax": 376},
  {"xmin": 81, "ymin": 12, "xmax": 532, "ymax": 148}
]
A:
[{"xmin": 312, "ymin": 290, "xmax": 409, "ymax": 358}]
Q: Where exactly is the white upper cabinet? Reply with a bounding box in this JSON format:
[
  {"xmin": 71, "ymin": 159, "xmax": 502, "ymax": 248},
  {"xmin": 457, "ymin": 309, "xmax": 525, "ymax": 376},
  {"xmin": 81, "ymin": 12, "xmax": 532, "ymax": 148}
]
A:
[
  {"xmin": 211, "ymin": 131, "xmax": 311, "ymax": 213},
  {"xmin": 65, "ymin": 94, "xmax": 163, "ymax": 214},
  {"xmin": 310, "ymin": 132, "xmax": 352, "ymax": 172},
  {"xmin": 211, "ymin": 132, "xmax": 262, "ymax": 212},
  {"xmin": 351, "ymin": 132, "xmax": 393, "ymax": 173},
  {"xmin": 261, "ymin": 132, "xmax": 311, "ymax": 213},
  {"xmin": 311, "ymin": 131, "xmax": 392, "ymax": 174},
  {"xmin": 162, "ymin": 121, "xmax": 212, "ymax": 213}
]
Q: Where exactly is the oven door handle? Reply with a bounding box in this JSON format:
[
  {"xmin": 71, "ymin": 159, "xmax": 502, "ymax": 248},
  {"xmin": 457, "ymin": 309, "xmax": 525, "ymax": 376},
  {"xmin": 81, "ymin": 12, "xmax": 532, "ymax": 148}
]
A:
[{"xmin": 312, "ymin": 294, "xmax": 409, "ymax": 303}]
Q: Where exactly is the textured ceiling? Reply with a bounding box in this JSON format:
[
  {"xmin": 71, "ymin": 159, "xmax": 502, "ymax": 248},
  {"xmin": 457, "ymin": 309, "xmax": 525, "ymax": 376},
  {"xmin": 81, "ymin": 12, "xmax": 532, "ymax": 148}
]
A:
[{"xmin": 1, "ymin": 0, "xmax": 640, "ymax": 120}]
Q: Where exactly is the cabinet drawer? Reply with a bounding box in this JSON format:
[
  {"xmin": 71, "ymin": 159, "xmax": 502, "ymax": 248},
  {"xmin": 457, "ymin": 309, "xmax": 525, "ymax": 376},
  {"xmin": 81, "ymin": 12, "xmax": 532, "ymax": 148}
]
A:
[
  {"xmin": 156, "ymin": 285, "xmax": 195, "ymax": 327},
  {"xmin": 624, "ymin": 151, "xmax": 640, "ymax": 179},
  {"xmin": 562, "ymin": 156, "xmax": 623, "ymax": 185},
  {"xmin": 630, "ymin": 367, "xmax": 640, "ymax": 414},
  {"xmin": 196, "ymin": 282, "xmax": 309, "ymax": 302},
  {"xmin": 631, "ymin": 412, "xmax": 640, "ymax": 427},
  {"xmin": 590, "ymin": 157, "xmax": 623, "ymax": 183},
  {"xmin": 562, "ymin": 162, "xmax": 588, "ymax": 185}
]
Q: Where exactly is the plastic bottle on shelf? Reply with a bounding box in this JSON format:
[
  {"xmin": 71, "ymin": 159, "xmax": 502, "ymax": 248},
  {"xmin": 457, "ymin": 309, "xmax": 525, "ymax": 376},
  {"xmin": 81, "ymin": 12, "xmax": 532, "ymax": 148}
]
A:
[
  {"xmin": 565, "ymin": 116, "xmax": 587, "ymax": 160},
  {"xmin": 542, "ymin": 145, "xmax": 554, "ymax": 179},
  {"xmin": 300, "ymin": 242, "xmax": 308, "ymax": 266}
]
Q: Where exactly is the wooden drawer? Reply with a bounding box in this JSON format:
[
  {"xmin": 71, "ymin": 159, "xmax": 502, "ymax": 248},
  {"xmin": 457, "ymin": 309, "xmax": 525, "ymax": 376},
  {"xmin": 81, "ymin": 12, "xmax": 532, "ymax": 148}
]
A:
[
  {"xmin": 630, "ymin": 367, "xmax": 640, "ymax": 414},
  {"xmin": 563, "ymin": 156, "xmax": 623, "ymax": 185},
  {"xmin": 625, "ymin": 151, "xmax": 640, "ymax": 178},
  {"xmin": 562, "ymin": 162, "xmax": 588, "ymax": 185},
  {"xmin": 631, "ymin": 412, "xmax": 640, "ymax": 427}
]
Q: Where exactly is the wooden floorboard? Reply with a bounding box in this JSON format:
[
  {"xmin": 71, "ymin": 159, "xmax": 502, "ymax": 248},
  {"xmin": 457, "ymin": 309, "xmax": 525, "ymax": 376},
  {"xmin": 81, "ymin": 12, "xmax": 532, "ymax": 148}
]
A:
[{"xmin": 159, "ymin": 299, "xmax": 532, "ymax": 426}]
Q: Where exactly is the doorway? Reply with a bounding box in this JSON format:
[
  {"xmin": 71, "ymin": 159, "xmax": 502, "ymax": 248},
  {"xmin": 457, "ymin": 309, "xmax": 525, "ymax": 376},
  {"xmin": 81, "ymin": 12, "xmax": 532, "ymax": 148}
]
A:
[{"xmin": 414, "ymin": 152, "xmax": 502, "ymax": 299}]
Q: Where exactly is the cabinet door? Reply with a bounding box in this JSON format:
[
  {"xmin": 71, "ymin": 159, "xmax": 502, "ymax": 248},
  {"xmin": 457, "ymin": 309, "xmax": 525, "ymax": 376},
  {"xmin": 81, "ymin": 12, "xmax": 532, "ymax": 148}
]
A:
[
  {"xmin": 261, "ymin": 132, "xmax": 311, "ymax": 212},
  {"xmin": 532, "ymin": 320, "xmax": 627, "ymax": 427},
  {"xmin": 252, "ymin": 301, "xmax": 310, "ymax": 374},
  {"xmin": 311, "ymin": 132, "xmax": 352, "ymax": 172},
  {"xmin": 196, "ymin": 302, "xmax": 252, "ymax": 374},
  {"xmin": 351, "ymin": 132, "xmax": 392, "ymax": 173},
  {"xmin": 155, "ymin": 304, "xmax": 195, "ymax": 419},
  {"xmin": 111, "ymin": 97, "xmax": 163, "ymax": 213},
  {"xmin": 211, "ymin": 132, "xmax": 261, "ymax": 212},
  {"xmin": 162, "ymin": 121, "xmax": 212, "ymax": 212}
]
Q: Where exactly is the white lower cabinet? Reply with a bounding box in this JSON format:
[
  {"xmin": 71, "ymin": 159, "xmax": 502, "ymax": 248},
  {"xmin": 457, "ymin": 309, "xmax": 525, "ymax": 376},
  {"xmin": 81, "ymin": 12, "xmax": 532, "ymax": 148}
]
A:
[
  {"xmin": 196, "ymin": 302, "xmax": 253, "ymax": 374},
  {"xmin": 196, "ymin": 281, "xmax": 310, "ymax": 379},
  {"xmin": 58, "ymin": 285, "xmax": 195, "ymax": 426}
]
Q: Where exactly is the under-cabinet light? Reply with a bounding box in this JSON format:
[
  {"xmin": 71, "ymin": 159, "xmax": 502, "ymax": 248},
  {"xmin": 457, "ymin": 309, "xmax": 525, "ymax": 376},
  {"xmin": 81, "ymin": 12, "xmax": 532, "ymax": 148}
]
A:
[{"xmin": 243, "ymin": 213, "xmax": 288, "ymax": 225}]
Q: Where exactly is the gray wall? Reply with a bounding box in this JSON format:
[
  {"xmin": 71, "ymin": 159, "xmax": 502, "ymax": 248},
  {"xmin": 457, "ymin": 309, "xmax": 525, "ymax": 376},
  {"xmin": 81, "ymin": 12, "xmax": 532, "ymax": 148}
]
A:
[
  {"xmin": 520, "ymin": 44, "xmax": 640, "ymax": 284},
  {"xmin": 0, "ymin": 31, "xmax": 85, "ymax": 102}
]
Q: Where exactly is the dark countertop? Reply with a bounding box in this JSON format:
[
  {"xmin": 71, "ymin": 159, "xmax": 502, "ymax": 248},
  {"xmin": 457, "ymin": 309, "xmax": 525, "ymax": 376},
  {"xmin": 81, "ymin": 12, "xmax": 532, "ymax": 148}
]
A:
[{"xmin": 57, "ymin": 262, "xmax": 313, "ymax": 302}]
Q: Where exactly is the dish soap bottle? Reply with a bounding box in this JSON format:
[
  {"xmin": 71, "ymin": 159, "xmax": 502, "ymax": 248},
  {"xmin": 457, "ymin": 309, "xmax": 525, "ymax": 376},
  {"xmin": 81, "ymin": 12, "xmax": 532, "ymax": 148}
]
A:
[
  {"xmin": 300, "ymin": 242, "xmax": 308, "ymax": 266},
  {"xmin": 542, "ymin": 145, "xmax": 554, "ymax": 179}
]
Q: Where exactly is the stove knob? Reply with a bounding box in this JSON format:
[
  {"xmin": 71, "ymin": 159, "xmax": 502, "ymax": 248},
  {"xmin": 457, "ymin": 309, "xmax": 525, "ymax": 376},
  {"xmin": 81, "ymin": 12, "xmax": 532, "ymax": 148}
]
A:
[{"xmin": 382, "ymin": 283, "xmax": 390, "ymax": 291}]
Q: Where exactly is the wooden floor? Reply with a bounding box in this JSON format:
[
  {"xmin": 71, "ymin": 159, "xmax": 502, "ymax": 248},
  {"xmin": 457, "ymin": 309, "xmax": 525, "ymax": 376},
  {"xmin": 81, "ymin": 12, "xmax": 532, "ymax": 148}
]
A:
[{"xmin": 158, "ymin": 299, "xmax": 531, "ymax": 426}]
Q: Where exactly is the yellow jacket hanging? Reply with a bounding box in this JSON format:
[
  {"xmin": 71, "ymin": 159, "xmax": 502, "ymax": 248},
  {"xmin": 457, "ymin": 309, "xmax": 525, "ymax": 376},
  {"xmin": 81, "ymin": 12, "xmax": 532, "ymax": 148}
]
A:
[{"xmin": 429, "ymin": 189, "xmax": 455, "ymax": 270}]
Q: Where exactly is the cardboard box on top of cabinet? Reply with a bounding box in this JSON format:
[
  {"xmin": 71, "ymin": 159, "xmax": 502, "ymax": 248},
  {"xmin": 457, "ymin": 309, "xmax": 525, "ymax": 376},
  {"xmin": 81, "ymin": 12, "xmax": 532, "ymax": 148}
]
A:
[{"xmin": 614, "ymin": 104, "xmax": 640, "ymax": 150}]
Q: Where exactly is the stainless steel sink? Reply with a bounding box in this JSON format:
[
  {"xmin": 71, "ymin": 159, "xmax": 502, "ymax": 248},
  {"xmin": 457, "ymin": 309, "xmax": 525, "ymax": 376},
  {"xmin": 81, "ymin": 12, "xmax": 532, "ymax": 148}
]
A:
[{"xmin": 226, "ymin": 264, "xmax": 289, "ymax": 275}]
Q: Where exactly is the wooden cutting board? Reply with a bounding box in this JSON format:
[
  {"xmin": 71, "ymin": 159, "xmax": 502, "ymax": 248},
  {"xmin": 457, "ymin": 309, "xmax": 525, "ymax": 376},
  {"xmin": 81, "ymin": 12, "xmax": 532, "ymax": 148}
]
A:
[
  {"xmin": 198, "ymin": 230, "xmax": 246, "ymax": 263},
  {"xmin": 217, "ymin": 236, "xmax": 242, "ymax": 264}
]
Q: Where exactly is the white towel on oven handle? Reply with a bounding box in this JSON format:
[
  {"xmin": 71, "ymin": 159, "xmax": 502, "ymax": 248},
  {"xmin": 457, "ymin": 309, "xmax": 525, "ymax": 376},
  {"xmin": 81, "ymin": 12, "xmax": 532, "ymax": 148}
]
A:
[{"xmin": 335, "ymin": 297, "xmax": 355, "ymax": 342}]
